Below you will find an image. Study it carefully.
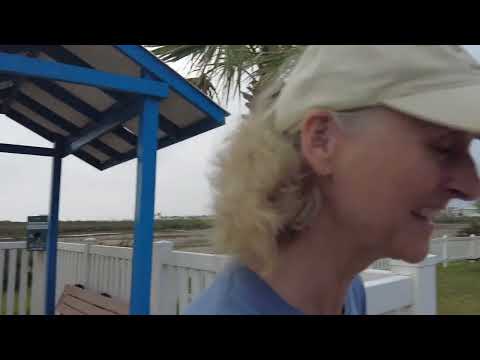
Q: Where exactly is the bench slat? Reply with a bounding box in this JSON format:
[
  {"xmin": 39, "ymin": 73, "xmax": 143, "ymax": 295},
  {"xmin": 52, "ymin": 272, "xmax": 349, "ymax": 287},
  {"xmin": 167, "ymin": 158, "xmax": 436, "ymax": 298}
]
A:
[
  {"xmin": 57, "ymin": 285, "xmax": 129, "ymax": 315},
  {"xmin": 65, "ymin": 285, "xmax": 129, "ymax": 314},
  {"xmin": 62, "ymin": 295, "xmax": 116, "ymax": 315},
  {"xmin": 56, "ymin": 303, "xmax": 84, "ymax": 315}
]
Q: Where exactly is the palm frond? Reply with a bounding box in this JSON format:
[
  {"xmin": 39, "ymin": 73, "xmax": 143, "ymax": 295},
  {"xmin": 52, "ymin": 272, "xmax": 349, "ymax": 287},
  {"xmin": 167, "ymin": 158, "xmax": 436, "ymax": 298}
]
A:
[{"xmin": 146, "ymin": 45, "xmax": 305, "ymax": 105}]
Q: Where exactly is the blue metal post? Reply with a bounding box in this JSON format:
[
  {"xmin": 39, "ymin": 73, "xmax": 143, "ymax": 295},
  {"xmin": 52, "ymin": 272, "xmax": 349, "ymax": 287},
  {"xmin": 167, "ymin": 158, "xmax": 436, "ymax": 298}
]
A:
[
  {"xmin": 130, "ymin": 94, "xmax": 160, "ymax": 315},
  {"xmin": 45, "ymin": 142, "xmax": 63, "ymax": 315}
]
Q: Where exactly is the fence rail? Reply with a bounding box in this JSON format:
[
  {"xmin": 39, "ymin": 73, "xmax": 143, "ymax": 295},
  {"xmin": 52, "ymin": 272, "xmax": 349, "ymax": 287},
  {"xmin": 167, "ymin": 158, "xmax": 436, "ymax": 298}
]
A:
[
  {"xmin": 428, "ymin": 235, "xmax": 480, "ymax": 267},
  {"xmin": 0, "ymin": 239, "xmax": 444, "ymax": 315}
]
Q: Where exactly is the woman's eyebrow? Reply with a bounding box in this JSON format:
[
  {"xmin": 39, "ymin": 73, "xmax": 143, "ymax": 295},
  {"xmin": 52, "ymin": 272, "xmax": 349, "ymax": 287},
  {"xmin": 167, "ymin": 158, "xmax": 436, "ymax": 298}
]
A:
[
  {"xmin": 423, "ymin": 126, "xmax": 462, "ymax": 138},
  {"xmin": 434, "ymin": 130, "xmax": 458, "ymax": 138},
  {"xmin": 409, "ymin": 114, "xmax": 458, "ymax": 136}
]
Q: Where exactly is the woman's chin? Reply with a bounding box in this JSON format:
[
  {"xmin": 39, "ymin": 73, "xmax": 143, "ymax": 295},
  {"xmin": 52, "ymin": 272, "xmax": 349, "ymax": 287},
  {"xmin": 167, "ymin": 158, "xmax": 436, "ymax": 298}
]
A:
[
  {"xmin": 395, "ymin": 244, "xmax": 430, "ymax": 264},
  {"xmin": 390, "ymin": 235, "xmax": 431, "ymax": 264},
  {"xmin": 398, "ymin": 251, "xmax": 429, "ymax": 264}
]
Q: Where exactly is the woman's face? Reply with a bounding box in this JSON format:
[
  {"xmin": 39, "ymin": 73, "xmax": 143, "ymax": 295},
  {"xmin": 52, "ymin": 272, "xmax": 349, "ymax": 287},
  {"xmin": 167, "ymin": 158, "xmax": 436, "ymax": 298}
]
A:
[{"xmin": 310, "ymin": 107, "xmax": 480, "ymax": 263}]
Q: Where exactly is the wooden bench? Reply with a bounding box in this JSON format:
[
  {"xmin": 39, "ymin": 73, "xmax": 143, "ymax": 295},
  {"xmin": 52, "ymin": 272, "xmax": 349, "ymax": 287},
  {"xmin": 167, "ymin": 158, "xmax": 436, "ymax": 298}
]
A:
[{"xmin": 56, "ymin": 284, "xmax": 129, "ymax": 315}]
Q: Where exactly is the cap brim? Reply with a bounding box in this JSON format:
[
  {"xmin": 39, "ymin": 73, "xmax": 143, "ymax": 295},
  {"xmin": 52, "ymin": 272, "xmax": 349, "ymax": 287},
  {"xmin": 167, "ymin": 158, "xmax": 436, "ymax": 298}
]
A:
[{"xmin": 382, "ymin": 84, "xmax": 480, "ymax": 136}]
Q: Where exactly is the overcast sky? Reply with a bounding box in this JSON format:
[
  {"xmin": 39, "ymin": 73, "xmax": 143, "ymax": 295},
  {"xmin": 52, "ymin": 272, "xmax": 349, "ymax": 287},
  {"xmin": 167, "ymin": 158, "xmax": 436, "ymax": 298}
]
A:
[{"xmin": 1, "ymin": 46, "xmax": 480, "ymax": 221}]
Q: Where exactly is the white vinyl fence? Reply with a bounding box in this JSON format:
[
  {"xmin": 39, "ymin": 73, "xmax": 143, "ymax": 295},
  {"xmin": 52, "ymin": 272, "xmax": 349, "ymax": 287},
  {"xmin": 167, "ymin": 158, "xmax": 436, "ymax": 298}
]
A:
[
  {"xmin": 0, "ymin": 242, "xmax": 32, "ymax": 315},
  {"xmin": 428, "ymin": 235, "xmax": 480, "ymax": 267},
  {"xmin": 369, "ymin": 258, "xmax": 392, "ymax": 271},
  {"xmin": 0, "ymin": 239, "xmax": 443, "ymax": 315},
  {"xmin": 26, "ymin": 240, "xmax": 231, "ymax": 315},
  {"xmin": 366, "ymin": 235, "xmax": 480, "ymax": 271}
]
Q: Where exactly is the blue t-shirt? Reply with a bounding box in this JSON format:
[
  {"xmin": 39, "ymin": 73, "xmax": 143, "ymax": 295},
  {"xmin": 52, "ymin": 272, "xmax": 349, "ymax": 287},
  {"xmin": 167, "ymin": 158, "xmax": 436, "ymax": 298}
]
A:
[{"xmin": 183, "ymin": 262, "xmax": 367, "ymax": 315}]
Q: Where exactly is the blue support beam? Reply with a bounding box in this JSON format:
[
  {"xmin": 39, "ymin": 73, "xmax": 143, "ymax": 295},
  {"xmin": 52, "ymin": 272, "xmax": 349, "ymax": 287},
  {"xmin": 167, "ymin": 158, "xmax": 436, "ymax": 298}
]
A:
[
  {"xmin": 99, "ymin": 116, "xmax": 221, "ymax": 170},
  {"xmin": 0, "ymin": 143, "xmax": 56, "ymax": 157},
  {"xmin": 0, "ymin": 45, "xmax": 43, "ymax": 54},
  {"xmin": 129, "ymin": 94, "xmax": 160, "ymax": 315},
  {"xmin": 5, "ymin": 109, "xmax": 105, "ymax": 169},
  {"xmin": 45, "ymin": 142, "xmax": 63, "ymax": 315},
  {"xmin": 40, "ymin": 46, "xmax": 130, "ymax": 103},
  {"xmin": 5, "ymin": 109, "xmax": 60, "ymax": 142},
  {"xmin": 14, "ymin": 92, "xmax": 120, "ymax": 160},
  {"xmin": 114, "ymin": 46, "xmax": 229, "ymax": 123},
  {"xmin": 0, "ymin": 52, "xmax": 169, "ymax": 99},
  {"xmin": 64, "ymin": 98, "xmax": 143, "ymax": 156},
  {"xmin": 2, "ymin": 49, "xmax": 41, "ymax": 114},
  {"xmin": 2, "ymin": 75, "xmax": 23, "ymax": 114},
  {"xmin": 0, "ymin": 74, "xmax": 13, "ymax": 82},
  {"xmin": 157, "ymin": 114, "xmax": 180, "ymax": 140},
  {"xmin": 0, "ymin": 88, "xmax": 11, "ymax": 102},
  {"xmin": 28, "ymin": 79, "xmax": 138, "ymax": 147},
  {"xmin": 0, "ymin": 45, "xmax": 131, "ymax": 105}
]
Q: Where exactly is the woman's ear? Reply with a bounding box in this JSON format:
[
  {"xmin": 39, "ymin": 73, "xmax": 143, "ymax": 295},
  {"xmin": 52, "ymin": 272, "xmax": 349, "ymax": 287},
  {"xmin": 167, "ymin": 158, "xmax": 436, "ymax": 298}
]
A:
[{"xmin": 300, "ymin": 110, "xmax": 340, "ymax": 176}]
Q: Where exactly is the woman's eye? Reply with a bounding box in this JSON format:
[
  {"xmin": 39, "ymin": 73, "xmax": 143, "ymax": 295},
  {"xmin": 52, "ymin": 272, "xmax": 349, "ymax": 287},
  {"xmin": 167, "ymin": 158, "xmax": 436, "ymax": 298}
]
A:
[
  {"xmin": 433, "ymin": 146, "xmax": 453, "ymax": 155},
  {"xmin": 430, "ymin": 144, "xmax": 457, "ymax": 160}
]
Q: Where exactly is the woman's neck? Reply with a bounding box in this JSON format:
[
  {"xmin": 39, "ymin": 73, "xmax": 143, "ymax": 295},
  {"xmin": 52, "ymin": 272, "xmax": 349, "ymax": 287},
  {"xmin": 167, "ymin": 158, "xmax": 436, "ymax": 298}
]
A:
[{"xmin": 256, "ymin": 218, "xmax": 376, "ymax": 315}]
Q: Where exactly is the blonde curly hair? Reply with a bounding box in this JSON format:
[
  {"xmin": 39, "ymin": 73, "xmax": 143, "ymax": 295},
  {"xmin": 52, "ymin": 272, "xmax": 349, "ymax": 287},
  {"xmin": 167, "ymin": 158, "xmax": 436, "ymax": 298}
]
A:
[{"xmin": 209, "ymin": 68, "xmax": 365, "ymax": 273}]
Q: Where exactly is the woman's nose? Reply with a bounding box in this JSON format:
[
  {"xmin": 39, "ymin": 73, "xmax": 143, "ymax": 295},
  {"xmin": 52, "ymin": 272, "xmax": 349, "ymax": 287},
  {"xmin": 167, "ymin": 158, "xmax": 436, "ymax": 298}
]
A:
[{"xmin": 446, "ymin": 155, "xmax": 480, "ymax": 201}]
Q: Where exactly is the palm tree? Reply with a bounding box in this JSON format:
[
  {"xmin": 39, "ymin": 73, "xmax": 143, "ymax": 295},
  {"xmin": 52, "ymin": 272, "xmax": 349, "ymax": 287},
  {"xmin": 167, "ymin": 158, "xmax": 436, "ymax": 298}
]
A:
[{"xmin": 145, "ymin": 45, "xmax": 305, "ymax": 110}]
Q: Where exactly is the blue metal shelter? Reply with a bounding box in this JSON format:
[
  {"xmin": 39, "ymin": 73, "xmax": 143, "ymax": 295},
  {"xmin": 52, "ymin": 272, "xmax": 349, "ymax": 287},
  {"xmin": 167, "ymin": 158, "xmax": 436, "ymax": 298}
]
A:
[{"xmin": 0, "ymin": 45, "xmax": 228, "ymax": 315}]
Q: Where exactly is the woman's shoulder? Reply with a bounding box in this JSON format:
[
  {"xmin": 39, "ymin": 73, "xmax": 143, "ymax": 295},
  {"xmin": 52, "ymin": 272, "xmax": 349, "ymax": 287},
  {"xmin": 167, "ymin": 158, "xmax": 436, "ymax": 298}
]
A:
[
  {"xmin": 182, "ymin": 285, "xmax": 253, "ymax": 315},
  {"xmin": 351, "ymin": 274, "xmax": 366, "ymax": 293},
  {"xmin": 345, "ymin": 274, "xmax": 367, "ymax": 315},
  {"xmin": 182, "ymin": 264, "xmax": 257, "ymax": 315}
]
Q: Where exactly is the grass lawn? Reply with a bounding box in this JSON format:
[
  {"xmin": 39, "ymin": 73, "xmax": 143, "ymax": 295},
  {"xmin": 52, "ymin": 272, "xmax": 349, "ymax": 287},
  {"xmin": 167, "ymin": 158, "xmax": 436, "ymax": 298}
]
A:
[{"xmin": 437, "ymin": 260, "xmax": 480, "ymax": 315}]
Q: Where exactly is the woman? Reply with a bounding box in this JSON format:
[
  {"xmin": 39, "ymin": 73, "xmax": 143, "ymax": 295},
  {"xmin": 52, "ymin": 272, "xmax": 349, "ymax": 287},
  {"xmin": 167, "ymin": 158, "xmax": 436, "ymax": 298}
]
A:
[{"xmin": 184, "ymin": 45, "xmax": 480, "ymax": 315}]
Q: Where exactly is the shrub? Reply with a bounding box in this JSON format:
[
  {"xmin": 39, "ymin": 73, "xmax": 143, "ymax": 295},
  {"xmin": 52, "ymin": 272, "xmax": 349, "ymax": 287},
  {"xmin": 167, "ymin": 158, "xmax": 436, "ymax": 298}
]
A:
[
  {"xmin": 434, "ymin": 215, "xmax": 472, "ymax": 224},
  {"xmin": 456, "ymin": 219, "xmax": 480, "ymax": 236}
]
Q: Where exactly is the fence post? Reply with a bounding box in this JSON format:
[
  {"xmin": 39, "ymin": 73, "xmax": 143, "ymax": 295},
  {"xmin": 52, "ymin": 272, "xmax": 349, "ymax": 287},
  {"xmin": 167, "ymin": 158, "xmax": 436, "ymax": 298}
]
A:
[
  {"xmin": 30, "ymin": 251, "xmax": 46, "ymax": 315},
  {"xmin": 151, "ymin": 241, "xmax": 174, "ymax": 315},
  {"xmin": 476, "ymin": 236, "xmax": 480, "ymax": 260},
  {"xmin": 390, "ymin": 254, "xmax": 441, "ymax": 315},
  {"xmin": 442, "ymin": 235, "xmax": 448, "ymax": 268},
  {"xmin": 82, "ymin": 238, "xmax": 96, "ymax": 288},
  {"xmin": 468, "ymin": 234, "xmax": 476, "ymax": 261}
]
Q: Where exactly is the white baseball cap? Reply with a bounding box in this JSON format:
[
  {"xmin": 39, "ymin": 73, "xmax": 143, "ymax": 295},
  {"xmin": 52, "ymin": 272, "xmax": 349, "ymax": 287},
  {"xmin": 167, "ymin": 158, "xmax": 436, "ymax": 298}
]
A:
[{"xmin": 273, "ymin": 45, "xmax": 480, "ymax": 135}]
